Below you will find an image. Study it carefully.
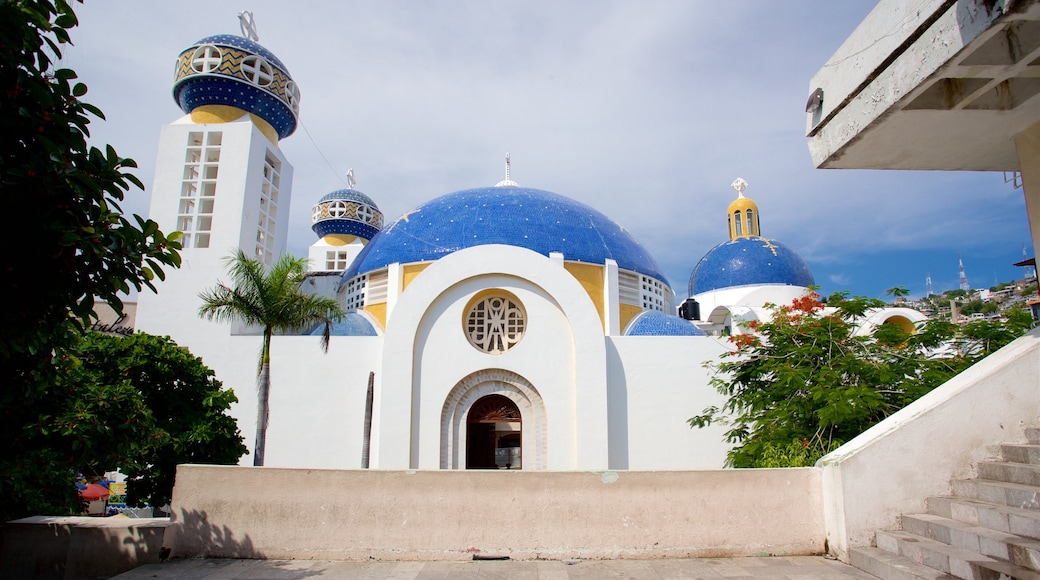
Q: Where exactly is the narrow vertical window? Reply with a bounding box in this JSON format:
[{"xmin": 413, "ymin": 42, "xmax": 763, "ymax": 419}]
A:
[
  {"xmin": 177, "ymin": 130, "xmax": 220, "ymax": 248},
  {"xmin": 734, "ymin": 211, "xmax": 743, "ymax": 236},
  {"xmin": 746, "ymin": 209, "xmax": 755, "ymax": 236}
]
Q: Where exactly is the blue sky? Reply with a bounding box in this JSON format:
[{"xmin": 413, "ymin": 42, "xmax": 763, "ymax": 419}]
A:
[{"xmin": 62, "ymin": 1, "xmax": 1035, "ymax": 301}]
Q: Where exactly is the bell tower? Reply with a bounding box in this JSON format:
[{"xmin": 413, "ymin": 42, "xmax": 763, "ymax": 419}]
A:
[{"xmin": 136, "ymin": 14, "xmax": 299, "ymax": 341}]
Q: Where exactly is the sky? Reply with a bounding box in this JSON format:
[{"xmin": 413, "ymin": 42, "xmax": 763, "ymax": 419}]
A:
[{"xmin": 60, "ymin": 1, "xmax": 1035, "ymax": 301}]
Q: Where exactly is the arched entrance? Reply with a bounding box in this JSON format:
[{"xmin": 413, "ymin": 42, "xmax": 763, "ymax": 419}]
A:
[
  {"xmin": 440, "ymin": 369, "xmax": 546, "ymax": 470},
  {"xmin": 466, "ymin": 394, "xmax": 522, "ymax": 469}
]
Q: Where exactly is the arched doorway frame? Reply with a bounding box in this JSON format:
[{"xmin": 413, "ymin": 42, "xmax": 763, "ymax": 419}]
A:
[{"xmin": 440, "ymin": 369, "xmax": 547, "ymax": 470}]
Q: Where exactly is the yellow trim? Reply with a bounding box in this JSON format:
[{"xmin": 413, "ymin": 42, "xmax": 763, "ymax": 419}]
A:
[
  {"xmin": 323, "ymin": 234, "xmax": 359, "ymax": 247},
  {"xmin": 563, "ymin": 262, "xmax": 606, "ymax": 331},
  {"xmin": 363, "ymin": 303, "xmax": 387, "ymax": 331},
  {"xmin": 619, "ymin": 304, "xmax": 643, "ymax": 333},
  {"xmin": 189, "ymin": 105, "xmax": 280, "ymax": 145},
  {"xmin": 402, "ymin": 263, "xmax": 431, "ymax": 291}
]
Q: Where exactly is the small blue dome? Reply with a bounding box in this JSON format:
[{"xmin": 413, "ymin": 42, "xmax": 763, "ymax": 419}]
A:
[
  {"xmin": 309, "ymin": 313, "xmax": 379, "ymax": 337},
  {"xmin": 312, "ymin": 189, "xmax": 384, "ymax": 241},
  {"xmin": 173, "ymin": 34, "xmax": 298, "ymax": 139},
  {"xmin": 341, "ymin": 186, "xmax": 668, "ymax": 284},
  {"xmin": 689, "ymin": 236, "xmax": 814, "ymax": 295},
  {"xmin": 625, "ymin": 311, "xmax": 705, "ymax": 336}
]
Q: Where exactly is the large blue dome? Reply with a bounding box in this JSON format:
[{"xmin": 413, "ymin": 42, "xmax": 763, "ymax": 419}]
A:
[
  {"xmin": 689, "ymin": 236, "xmax": 814, "ymax": 295},
  {"xmin": 341, "ymin": 186, "xmax": 668, "ymax": 283},
  {"xmin": 173, "ymin": 34, "xmax": 298, "ymax": 139}
]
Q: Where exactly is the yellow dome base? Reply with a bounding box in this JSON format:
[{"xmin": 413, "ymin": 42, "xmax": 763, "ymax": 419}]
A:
[{"xmin": 190, "ymin": 105, "xmax": 280, "ymax": 145}]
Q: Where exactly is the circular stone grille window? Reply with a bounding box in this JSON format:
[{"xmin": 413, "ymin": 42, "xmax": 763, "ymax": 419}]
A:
[{"xmin": 465, "ymin": 294, "xmax": 526, "ymax": 354}]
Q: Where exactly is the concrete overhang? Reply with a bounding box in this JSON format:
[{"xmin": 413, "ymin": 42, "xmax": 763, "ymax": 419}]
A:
[{"xmin": 807, "ymin": 0, "xmax": 1040, "ymax": 171}]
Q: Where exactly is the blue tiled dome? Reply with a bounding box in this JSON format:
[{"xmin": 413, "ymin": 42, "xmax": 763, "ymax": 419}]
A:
[
  {"xmin": 341, "ymin": 186, "xmax": 668, "ymax": 283},
  {"xmin": 689, "ymin": 236, "xmax": 814, "ymax": 295},
  {"xmin": 625, "ymin": 311, "xmax": 705, "ymax": 336},
  {"xmin": 311, "ymin": 189, "xmax": 384, "ymax": 241},
  {"xmin": 173, "ymin": 34, "xmax": 298, "ymax": 139},
  {"xmin": 309, "ymin": 313, "xmax": 379, "ymax": 337}
]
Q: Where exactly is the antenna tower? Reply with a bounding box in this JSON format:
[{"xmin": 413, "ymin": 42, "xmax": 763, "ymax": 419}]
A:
[
  {"xmin": 1025, "ymin": 243, "xmax": 1037, "ymax": 280},
  {"xmin": 958, "ymin": 255, "xmax": 970, "ymax": 292}
]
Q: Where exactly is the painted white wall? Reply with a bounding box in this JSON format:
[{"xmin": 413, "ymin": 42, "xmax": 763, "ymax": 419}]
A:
[
  {"xmin": 607, "ymin": 336, "xmax": 732, "ymax": 470},
  {"xmin": 694, "ymin": 284, "xmax": 808, "ymax": 314},
  {"xmin": 264, "ymin": 336, "xmax": 385, "ymax": 469}
]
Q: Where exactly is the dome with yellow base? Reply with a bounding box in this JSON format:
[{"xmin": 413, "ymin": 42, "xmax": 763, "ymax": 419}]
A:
[{"xmin": 173, "ymin": 34, "xmax": 299, "ymax": 140}]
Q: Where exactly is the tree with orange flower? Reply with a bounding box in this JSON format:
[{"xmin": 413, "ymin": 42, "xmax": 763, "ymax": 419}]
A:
[{"xmin": 690, "ymin": 290, "xmax": 1031, "ymax": 468}]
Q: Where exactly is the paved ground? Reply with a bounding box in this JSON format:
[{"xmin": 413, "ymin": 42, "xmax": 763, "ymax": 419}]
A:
[{"xmin": 114, "ymin": 555, "xmax": 877, "ymax": 579}]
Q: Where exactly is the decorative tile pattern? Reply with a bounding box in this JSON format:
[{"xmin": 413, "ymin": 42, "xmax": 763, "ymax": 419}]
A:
[
  {"xmin": 340, "ymin": 186, "xmax": 668, "ymax": 286},
  {"xmin": 173, "ymin": 35, "xmax": 298, "ymax": 139},
  {"xmin": 311, "ymin": 188, "xmax": 383, "ymax": 241},
  {"xmin": 625, "ymin": 311, "xmax": 706, "ymax": 336},
  {"xmin": 689, "ymin": 236, "xmax": 815, "ymax": 296}
]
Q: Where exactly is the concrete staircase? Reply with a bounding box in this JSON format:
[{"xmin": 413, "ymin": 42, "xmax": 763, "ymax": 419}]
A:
[{"xmin": 850, "ymin": 428, "xmax": 1040, "ymax": 580}]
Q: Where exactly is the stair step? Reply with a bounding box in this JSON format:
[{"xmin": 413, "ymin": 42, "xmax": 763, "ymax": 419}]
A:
[
  {"xmin": 875, "ymin": 529, "xmax": 1040, "ymax": 580},
  {"xmin": 978, "ymin": 461, "xmax": 1040, "ymax": 487},
  {"xmin": 850, "ymin": 545, "xmax": 956, "ymax": 580},
  {"xmin": 901, "ymin": 513, "xmax": 1040, "ymax": 571},
  {"xmin": 952, "ymin": 478, "xmax": 1040, "ymax": 512},
  {"xmin": 1003, "ymin": 444, "xmax": 1040, "ymax": 465},
  {"xmin": 1027, "ymin": 428, "xmax": 1040, "ymax": 446},
  {"xmin": 929, "ymin": 496, "xmax": 1040, "ymax": 540}
]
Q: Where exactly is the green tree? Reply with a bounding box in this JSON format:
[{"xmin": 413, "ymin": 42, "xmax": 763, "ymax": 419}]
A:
[
  {"xmin": 57, "ymin": 333, "xmax": 246, "ymax": 508},
  {"xmin": 690, "ymin": 291, "xmax": 1031, "ymax": 468},
  {"xmin": 0, "ymin": 0, "xmax": 181, "ymax": 520},
  {"xmin": 199, "ymin": 251, "xmax": 343, "ymax": 466}
]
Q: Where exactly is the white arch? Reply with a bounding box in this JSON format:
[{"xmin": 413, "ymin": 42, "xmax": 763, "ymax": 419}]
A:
[
  {"xmin": 440, "ymin": 369, "xmax": 547, "ymax": 470},
  {"xmin": 372, "ymin": 244, "xmax": 608, "ymax": 470}
]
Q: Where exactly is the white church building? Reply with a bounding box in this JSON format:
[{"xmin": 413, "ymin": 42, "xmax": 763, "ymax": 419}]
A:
[{"xmin": 135, "ymin": 26, "xmax": 922, "ymax": 472}]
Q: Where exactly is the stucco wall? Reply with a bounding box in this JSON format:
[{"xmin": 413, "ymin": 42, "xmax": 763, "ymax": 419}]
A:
[
  {"xmin": 165, "ymin": 465, "xmax": 824, "ymax": 561},
  {"xmin": 606, "ymin": 336, "xmax": 732, "ymax": 470}
]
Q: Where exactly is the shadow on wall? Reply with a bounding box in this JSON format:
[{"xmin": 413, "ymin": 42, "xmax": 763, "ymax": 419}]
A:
[
  {"xmin": 0, "ymin": 516, "xmax": 168, "ymax": 579},
  {"xmin": 167, "ymin": 508, "xmax": 260, "ymax": 560}
]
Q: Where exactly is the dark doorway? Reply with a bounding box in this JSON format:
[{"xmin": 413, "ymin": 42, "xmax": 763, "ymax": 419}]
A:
[{"xmin": 465, "ymin": 394, "xmax": 522, "ymax": 469}]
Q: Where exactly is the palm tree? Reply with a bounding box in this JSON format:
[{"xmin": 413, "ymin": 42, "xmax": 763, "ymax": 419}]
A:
[{"xmin": 198, "ymin": 250, "xmax": 343, "ymax": 466}]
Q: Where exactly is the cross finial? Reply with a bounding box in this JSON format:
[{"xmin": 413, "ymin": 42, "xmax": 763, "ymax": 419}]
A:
[
  {"xmin": 346, "ymin": 168, "xmax": 357, "ymax": 190},
  {"xmin": 238, "ymin": 11, "xmax": 259, "ymax": 41},
  {"xmin": 731, "ymin": 177, "xmax": 748, "ymax": 198}
]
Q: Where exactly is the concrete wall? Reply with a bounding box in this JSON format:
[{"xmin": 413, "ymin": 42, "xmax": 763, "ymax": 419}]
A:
[
  {"xmin": 818, "ymin": 327, "xmax": 1040, "ymax": 560},
  {"xmin": 164, "ymin": 465, "xmax": 824, "ymax": 561},
  {"xmin": 0, "ymin": 516, "xmax": 171, "ymax": 579}
]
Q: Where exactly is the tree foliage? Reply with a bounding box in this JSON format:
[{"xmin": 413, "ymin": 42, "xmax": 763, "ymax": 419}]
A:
[
  {"xmin": 58, "ymin": 332, "xmax": 246, "ymax": 508},
  {"xmin": 199, "ymin": 251, "xmax": 343, "ymax": 466},
  {"xmin": 0, "ymin": 0, "xmax": 181, "ymax": 520},
  {"xmin": 690, "ymin": 291, "xmax": 1032, "ymax": 468}
]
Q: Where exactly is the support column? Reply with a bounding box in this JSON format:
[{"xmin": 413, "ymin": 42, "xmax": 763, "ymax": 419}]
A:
[{"xmin": 1013, "ymin": 120, "xmax": 1040, "ymax": 260}]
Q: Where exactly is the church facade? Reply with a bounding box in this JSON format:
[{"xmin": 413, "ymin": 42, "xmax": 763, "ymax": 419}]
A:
[{"xmin": 135, "ymin": 27, "xmax": 920, "ymax": 472}]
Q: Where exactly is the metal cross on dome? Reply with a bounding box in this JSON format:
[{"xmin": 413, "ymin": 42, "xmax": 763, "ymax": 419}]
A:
[
  {"xmin": 346, "ymin": 168, "xmax": 357, "ymax": 190},
  {"xmin": 238, "ymin": 11, "xmax": 259, "ymax": 41}
]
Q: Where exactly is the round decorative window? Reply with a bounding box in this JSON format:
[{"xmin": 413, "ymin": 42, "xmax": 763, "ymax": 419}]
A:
[
  {"xmin": 191, "ymin": 45, "xmax": 222, "ymax": 73},
  {"xmin": 465, "ymin": 293, "xmax": 526, "ymax": 354},
  {"xmin": 240, "ymin": 55, "xmax": 274, "ymax": 86}
]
